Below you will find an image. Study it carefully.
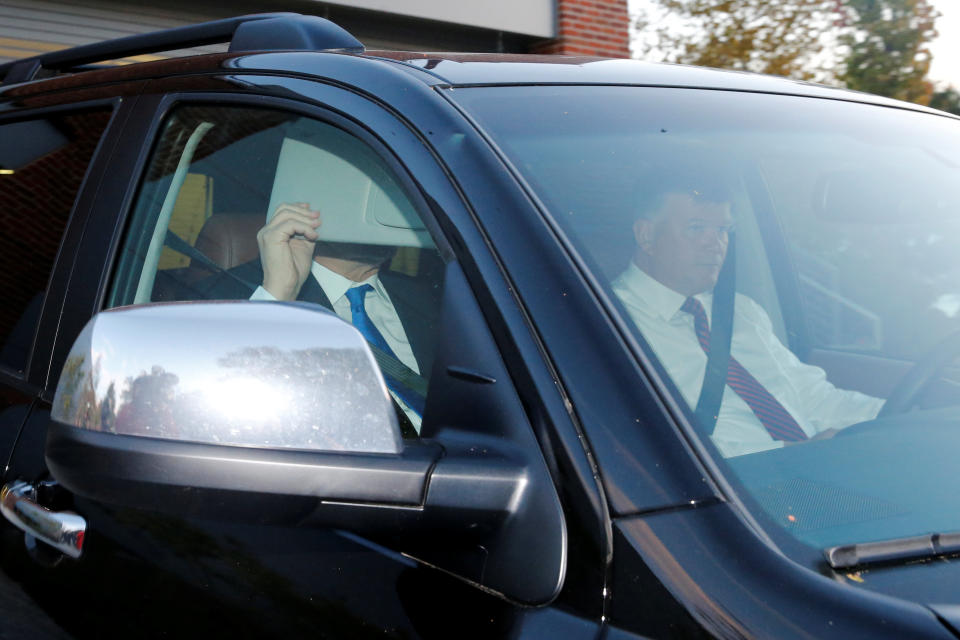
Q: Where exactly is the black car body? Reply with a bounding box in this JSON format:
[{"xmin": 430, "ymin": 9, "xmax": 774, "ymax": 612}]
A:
[{"xmin": 1, "ymin": 13, "xmax": 960, "ymax": 639}]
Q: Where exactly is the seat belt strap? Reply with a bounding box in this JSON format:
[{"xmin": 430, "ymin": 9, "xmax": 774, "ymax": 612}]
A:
[
  {"xmin": 368, "ymin": 343, "xmax": 429, "ymax": 398},
  {"xmin": 164, "ymin": 230, "xmax": 258, "ymax": 291},
  {"xmin": 693, "ymin": 236, "xmax": 736, "ymax": 436}
]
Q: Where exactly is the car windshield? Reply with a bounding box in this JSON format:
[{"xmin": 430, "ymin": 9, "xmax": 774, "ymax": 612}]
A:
[{"xmin": 452, "ymin": 85, "xmax": 960, "ymax": 553}]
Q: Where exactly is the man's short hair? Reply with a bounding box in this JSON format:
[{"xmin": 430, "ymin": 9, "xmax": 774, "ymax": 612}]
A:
[{"xmin": 631, "ymin": 166, "xmax": 735, "ymax": 221}]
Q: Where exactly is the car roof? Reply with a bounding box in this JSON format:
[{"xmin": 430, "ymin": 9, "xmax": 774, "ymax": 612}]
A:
[
  {"xmin": 366, "ymin": 51, "xmax": 934, "ymax": 110},
  {"xmin": 0, "ymin": 11, "xmax": 948, "ymax": 118},
  {"xmin": 2, "ymin": 49, "xmax": 935, "ymax": 115}
]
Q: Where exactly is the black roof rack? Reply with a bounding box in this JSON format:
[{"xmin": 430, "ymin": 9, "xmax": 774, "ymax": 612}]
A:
[{"xmin": 0, "ymin": 13, "xmax": 365, "ymax": 87}]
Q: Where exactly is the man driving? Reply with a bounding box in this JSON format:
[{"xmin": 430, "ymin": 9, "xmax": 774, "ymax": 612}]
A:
[{"xmin": 612, "ymin": 172, "xmax": 884, "ymax": 457}]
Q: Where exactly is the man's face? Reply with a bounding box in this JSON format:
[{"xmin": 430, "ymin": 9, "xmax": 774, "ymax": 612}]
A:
[{"xmin": 634, "ymin": 192, "xmax": 733, "ymax": 296}]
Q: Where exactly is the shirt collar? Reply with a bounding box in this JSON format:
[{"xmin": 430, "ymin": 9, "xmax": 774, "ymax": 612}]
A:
[
  {"xmin": 616, "ymin": 261, "xmax": 712, "ymax": 321},
  {"xmin": 310, "ymin": 261, "xmax": 385, "ymax": 304}
]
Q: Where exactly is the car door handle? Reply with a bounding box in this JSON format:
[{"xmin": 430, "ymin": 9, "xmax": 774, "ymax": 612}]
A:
[{"xmin": 0, "ymin": 481, "xmax": 86, "ymax": 559}]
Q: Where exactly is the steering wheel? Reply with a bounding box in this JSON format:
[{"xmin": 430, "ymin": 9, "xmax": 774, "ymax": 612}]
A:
[{"xmin": 877, "ymin": 330, "xmax": 960, "ymax": 417}]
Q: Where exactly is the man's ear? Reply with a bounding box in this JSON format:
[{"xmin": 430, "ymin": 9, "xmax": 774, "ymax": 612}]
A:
[{"xmin": 633, "ymin": 218, "xmax": 655, "ymax": 253}]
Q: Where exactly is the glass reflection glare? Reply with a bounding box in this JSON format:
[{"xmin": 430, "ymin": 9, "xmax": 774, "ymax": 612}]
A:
[{"xmin": 204, "ymin": 377, "xmax": 291, "ymax": 424}]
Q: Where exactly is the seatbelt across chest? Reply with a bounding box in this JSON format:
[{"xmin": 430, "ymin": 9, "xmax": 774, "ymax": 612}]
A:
[{"xmin": 693, "ymin": 236, "xmax": 736, "ymax": 435}]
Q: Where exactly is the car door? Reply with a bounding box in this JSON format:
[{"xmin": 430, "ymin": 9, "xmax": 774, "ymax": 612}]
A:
[
  {"xmin": 7, "ymin": 73, "xmax": 607, "ymax": 639},
  {"xmin": 0, "ymin": 82, "xmax": 154, "ymax": 629}
]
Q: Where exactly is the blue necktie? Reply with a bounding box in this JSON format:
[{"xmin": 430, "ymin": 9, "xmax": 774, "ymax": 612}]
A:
[{"xmin": 345, "ymin": 284, "xmax": 424, "ymax": 417}]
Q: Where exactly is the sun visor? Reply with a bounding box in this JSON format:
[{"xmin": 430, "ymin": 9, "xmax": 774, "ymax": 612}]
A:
[{"xmin": 267, "ymin": 132, "xmax": 432, "ymax": 248}]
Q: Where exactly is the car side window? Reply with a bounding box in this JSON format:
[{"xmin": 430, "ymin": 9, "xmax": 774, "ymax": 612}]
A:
[
  {"xmin": 108, "ymin": 104, "xmax": 444, "ymax": 434},
  {"xmin": 0, "ymin": 110, "xmax": 112, "ymax": 373}
]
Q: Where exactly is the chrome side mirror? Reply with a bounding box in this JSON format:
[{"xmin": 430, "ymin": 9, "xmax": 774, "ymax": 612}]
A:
[{"xmin": 52, "ymin": 301, "xmax": 401, "ymax": 454}]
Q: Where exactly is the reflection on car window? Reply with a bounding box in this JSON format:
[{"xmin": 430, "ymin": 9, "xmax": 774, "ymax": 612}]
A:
[
  {"xmin": 453, "ymin": 85, "xmax": 960, "ymax": 552},
  {"xmin": 109, "ymin": 105, "xmax": 444, "ymax": 435},
  {"xmin": 0, "ymin": 110, "xmax": 111, "ymax": 373}
]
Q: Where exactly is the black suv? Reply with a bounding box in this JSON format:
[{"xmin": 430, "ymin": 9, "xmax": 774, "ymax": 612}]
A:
[{"xmin": 2, "ymin": 12, "xmax": 960, "ymax": 640}]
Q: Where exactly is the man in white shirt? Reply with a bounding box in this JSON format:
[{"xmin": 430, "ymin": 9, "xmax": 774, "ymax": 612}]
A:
[
  {"xmin": 201, "ymin": 202, "xmax": 440, "ymax": 433},
  {"xmin": 612, "ymin": 177, "xmax": 883, "ymax": 457}
]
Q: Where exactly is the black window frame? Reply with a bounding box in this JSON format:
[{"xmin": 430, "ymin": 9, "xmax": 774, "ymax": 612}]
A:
[{"xmin": 0, "ymin": 98, "xmax": 122, "ymax": 387}]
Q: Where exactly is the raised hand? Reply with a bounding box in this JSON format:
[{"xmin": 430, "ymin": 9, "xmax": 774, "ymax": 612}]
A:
[{"xmin": 257, "ymin": 202, "xmax": 322, "ymax": 300}]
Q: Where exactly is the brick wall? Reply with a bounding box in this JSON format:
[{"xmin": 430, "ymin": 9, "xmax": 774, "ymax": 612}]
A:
[{"xmin": 531, "ymin": 0, "xmax": 631, "ymax": 58}]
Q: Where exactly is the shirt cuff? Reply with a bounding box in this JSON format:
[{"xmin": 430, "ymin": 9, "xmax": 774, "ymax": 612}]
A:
[{"xmin": 250, "ymin": 285, "xmax": 277, "ymax": 301}]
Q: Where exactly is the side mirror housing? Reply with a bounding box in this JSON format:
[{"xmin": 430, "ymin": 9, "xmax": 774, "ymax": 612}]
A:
[{"xmin": 52, "ymin": 301, "xmax": 402, "ymax": 454}]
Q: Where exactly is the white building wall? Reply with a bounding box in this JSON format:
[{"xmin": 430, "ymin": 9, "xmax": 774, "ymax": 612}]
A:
[
  {"xmin": 0, "ymin": 0, "xmax": 552, "ymax": 64},
  {"xmin": 321, "ymin": 0, "xmax": 554, "ymax": 37},
  {"xmin": 0, "ymin": 0, "xmax": 223, "ymax": 62}
]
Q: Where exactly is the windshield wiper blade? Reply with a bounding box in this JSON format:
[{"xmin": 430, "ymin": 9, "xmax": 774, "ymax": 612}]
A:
[{"xmin": 825, "ymin": 532, "xmax": 960, "ymax": 569}]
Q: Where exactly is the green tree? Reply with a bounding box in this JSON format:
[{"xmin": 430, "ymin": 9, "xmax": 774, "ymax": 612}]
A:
[
  {"xmin": 929, "ymin": 87, "xmax": 960, "ymax": 115},
  {"xmin": 633, "ymin": 0, "xmax": 843, "ymax": 80},
  {"xmin": 839, "ymin": 0, "xmax": 937, "ymax": 104}
]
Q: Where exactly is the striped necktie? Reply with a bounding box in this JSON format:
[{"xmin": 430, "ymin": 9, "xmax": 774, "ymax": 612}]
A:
[
  {"xmin": 345, "ymin": 284, "xmax": 424, "ymax": 417},
  {"xmin": 682, "ymin": 296, "xmax": 808, "ymax": 442}
]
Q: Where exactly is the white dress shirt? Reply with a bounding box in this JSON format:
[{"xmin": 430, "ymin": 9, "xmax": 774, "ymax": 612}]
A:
[
  {"xmin": 612, "ymin": 262, "xmax": 884, "ymax": 457},
  {"xmin": 252, "ymin": 261, "xmax": 422, "ymax": 430}
]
